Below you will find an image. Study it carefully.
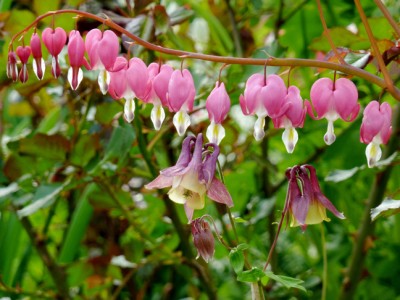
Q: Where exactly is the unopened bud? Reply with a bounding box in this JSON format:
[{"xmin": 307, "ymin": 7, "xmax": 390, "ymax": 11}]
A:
[{"xmin": 191, "ymin": 218, "xmax": 215, "ymax": 263}]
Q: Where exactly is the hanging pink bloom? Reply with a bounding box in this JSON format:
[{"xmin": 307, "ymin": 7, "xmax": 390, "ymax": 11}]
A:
[
  {"xmin": 16, "ymin": 45, "xmax": 31, "ymax": 83},
  {"xmin": 272, "ymin": 86, "xmax": 306, "ymax": 153},
  {"xmin": 30, "ymin": 33, "xmax": 45, "ymax": 80},
  {"xmin": 191, "ymin": 218, "xmax": 215, "ymax": 262},
  {"xmin": 6, "ymin": 51, "xmax": 19, "ymax": 82},
  {"xmin": 167, "ymin": 69, "xmax": 196, "ymax": 136},
  {"xmin": 360, "ymin": 101, "xmax": 392, "ymax": 168},
  {"xmin": 145, "ymin": 134, "xmax": 233, "ymax": 221},
  {"xmin": 307, "ymin": 77, "xmax": 360, "ymax": 145},
  {"xmin": 42, "ymin": 27, "xmax": 67, "ymax": 78},
  {"xmin": 240, "ymin": 74, "xmax": 287, "ymax": 141},
  {"xmin": 85, "ymin": 29, "xmax": 120, "ymax": 94},
  {"xmin": 205, "ymin": 81, "xmax": 231, "ymax": 145},
  {"xmin": 285, "ymin": 165, "xmax": 345, "ymax": 231},
  {"xmin": 67, "ymin": 30, "xmax": 89, "ymax": 90},
  {"xmin": 143, "ymin": 63, "xmax": 171, "ymax": 130}
]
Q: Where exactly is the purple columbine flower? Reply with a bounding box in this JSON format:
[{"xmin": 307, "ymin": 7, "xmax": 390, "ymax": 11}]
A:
[
  {"xmin": 145, "ymin": 134, "xmax": 233, "ymax": 221},
  {"xmin": 284, "ymin": 165, "xmax": 345, "ymax": 231}
]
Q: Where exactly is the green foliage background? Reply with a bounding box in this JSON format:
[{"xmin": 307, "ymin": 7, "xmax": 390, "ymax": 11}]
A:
[{"xmin": 0, "ymin": 0, "xmax": 399, "ymax": 299}]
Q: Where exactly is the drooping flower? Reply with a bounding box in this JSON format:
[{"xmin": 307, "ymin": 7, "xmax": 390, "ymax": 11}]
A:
[
  {"xmin": 67, "ymin": 30, "xmax": 88, "ymax": 90},
  {"xmin": 144, "ymin": 62, "xmax": 171, "ymax": 130},
  {"xmin": 284, "ymin": 165, "xmax": 345, "ymax": 231},
  {"xmin": 307, "ymin": 77, "xmax": 360, "ymax": 145},
  {"xmin": 191, "ymin": 218, "xmax": 215, "ymax": 262},
  {"xmin": 167, "ymin": 69, "xmax": 196, "ymax": 136},
  {"xmin": 85, "ymin": 29, "xmax": 119, "ymax": 94},
  {"xmin": 16, "ymin": 45, "xmax": 31, "ymax": 83},
  {"xmin": 42, "ymin": 27, "xmax": 67, "ymax": 78},
  {"xmin": 30, "ymin": 32, "xmax": 45, "ymax": 80},
  {"xmin": 360, "ymin": 101, "xmax": 392, "ymax": 168},
  {"xmin": 145, "ymin": 134, "xmax": 233, "ymax": 221},
  {"xmin": 240, "ymin": 74, "xmax": 287, "ymax": 141},
  {"xmin": 6, "ymin": 51, "xmax": 19, "ymax": 82},
  {"xmin": 272, "ymin": 86, "xmax": 306, "ymax": 153},
  {"xmin": 205, "ymin": 81, "xmax": 231, "ymax": 145}
]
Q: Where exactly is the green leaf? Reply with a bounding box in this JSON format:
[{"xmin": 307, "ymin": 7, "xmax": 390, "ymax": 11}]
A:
[
  {"xmin": 325, "ymin": 167, "xmax": 362, "ymax": 182},
  {"xmin": 58, "ymin": 184, "xmax": 95, "ymax": 264},
  {"xmin": 229, "ymin": 249, "xmax": 244, "ymax": 274},
  {"xmin": 104, "ymin": 125, "xmax": 135, "ymax": 161},
  {"xmin": 95, "ymin": 101, "xmax": 122, "ymax": 124},
  {"xmin": 70, "ymin": 135, "xmax": 99, "ymax": 167},
  {"xmin": 37, "ymin": 107, "xmax": 63, "ymax": 134},
  {"xmin": 153, "ymin": 5, "xmax": 170, "ymax": 35},
  {"xmin": 236, "ymin": 243, "xmax": 249, "ymax": 251},
  {"xmin": 17, "ymin": 182, "xmax": 67, "ymax": 218},
  {"xmin": 371, "ymin": 198, "xmax": 400, "ymax": 221},
  {"xmin": 264, "ymin": 271, "xmax": 306, "ymax": 292},
  {"xmin": 237, "ymin": 267, "xmax": 264, "ymax": 283}
]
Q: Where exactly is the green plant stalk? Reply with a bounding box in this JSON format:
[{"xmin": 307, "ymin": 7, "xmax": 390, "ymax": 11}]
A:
[
  {"xmin": 18, "ymin": 215, "xmax": 71, "ymax": 300},
  {"xmin": 320, "ymin": 224, "xmax": 327, "ymax": 300},
  {"xmin": 133, "ymin": 107, "xmax": 217, "ymax": 299},
  {"xmin": 339, "ymin": 104, "xmax": 400, "ymax": 299}
]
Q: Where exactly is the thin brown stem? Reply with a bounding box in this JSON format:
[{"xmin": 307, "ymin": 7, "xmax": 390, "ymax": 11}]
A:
[
  {"xmin": 316, "ymin": 0, "xmax": 346, "ymax": 64},
  {"xmin": 354, "ymin": 0, "xmax": 395, "ymax": 95},
  {"xmin": 8, "ymin": 9, "xmax": 400, "ymax": 100}
]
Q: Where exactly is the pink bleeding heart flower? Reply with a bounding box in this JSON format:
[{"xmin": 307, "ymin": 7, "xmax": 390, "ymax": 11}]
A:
[
  {"xmin": 240, "ymin": 74, "xmax": 287, "ymax": 141},
  {"xmin": 272, "ymin": 85, "xmax": 306, "ymax": 153},
  {"xmin": 166, "ymin": 69, "xmax": 196, "ymax": 136},
  {"xmin": 307, "ymin": 77, "xmax": 360, "ymax": 145},
  {"xmin": 285, "ymin": 165, "xmax": 345, "ymax": 231},
  {"xmin": 16, "ymin": 45, "xmax": 31, "ymax": 83},
  {"xmin": 85, "ymin": 29, "xmax": 119, "ymax": 94},
  {"xmin": 42, "ymin": 27, "xmax": 67, "ymax": 78},
  {"xmin": 30, "ymin": 33, "xmax": 45, "ymax": 80},
  {"xmin": 7, "ymin": 51, "xmax": 19, "ymax": 82},
  {"xmin": 145, "ymin": 134, "xmax": 233, "ymax": 222},
  {"xmin": 205, "ymin": 81, "xmax": 231, "ymax": 144},
  {"xmin": 360, "ymin": 101, "xmax": 392, "ymax": 168},
  {"xmin": 143, "ymin": 63, "xmax": 171, "ymax": 130},
  {"xmin": 109, "ymin": 56, "xmax": 130, "ymax": 100},
  {"xmin": 67, "ymin": 30, "xmax": 89, "ymax": 90}
]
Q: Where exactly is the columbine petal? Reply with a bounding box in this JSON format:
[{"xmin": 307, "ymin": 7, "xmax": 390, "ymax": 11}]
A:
[{"xmin": 207, "ymin": 177, "xmax": 233, "ymax": 207}]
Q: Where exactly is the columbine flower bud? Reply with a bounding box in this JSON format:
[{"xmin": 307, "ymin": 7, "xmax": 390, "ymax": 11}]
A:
[
  {"xmin": 240, "ymin": 74, "xmax": 287, "ymax": 141},
  {"xmin": 272, "ymin": 86, "xmax": 306, "ymax": 153},
  {"xmin": 191, "ymin": 218, "xmax": 215, "ymax": 263},
  {"xmin": 85, "ymin": 29, "xmax": 119, "ymax": 94},
  {"xmin": 7, "ymin": 51, "xmax": 19, "ymax": 82},
  {"xmin": 167, "ymin": 69, "xmax": 196, "ymax": 136},
  {"xmin": 30, "ymin": 32, "xmax": 45, "ymax": 80},
  {"xmin": 42, "ymin": 27, "xmax": 67, "ymax": 78},
  {"xmin": 16, "ymin": 45, "xmax": 32, "ymax": 83},
  {"xmin": 205, "ymin": 81, "xmax": 231, "ymax": 145},
  {"xmin": 307, "ymin": 77, "xmax": 360, "ymax": 145},
  {"xmin": 360, "ymin": 101, "xmax": 392, "ymax": 168}
]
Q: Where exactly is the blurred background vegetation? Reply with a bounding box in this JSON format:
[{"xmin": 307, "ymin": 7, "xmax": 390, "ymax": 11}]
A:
[{"xmin": 0, "ymin": 0, "xmax": 400, "ymax": 299}]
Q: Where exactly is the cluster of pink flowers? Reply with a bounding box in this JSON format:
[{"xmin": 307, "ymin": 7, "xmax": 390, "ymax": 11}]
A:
[{"xmin": 7, "ymin": 27, "xmax": 393, "ymax": 166}]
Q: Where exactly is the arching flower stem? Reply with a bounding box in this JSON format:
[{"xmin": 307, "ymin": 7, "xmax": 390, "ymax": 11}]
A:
[{"xmin": 8, "ymin": 9, "xmax": 400, "ymax": 100}]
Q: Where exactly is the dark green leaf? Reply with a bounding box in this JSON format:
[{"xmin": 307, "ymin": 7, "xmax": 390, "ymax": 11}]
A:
[
  {"xmin": 229, "ymin": 249, "xmax": 244, "ymax": 274},
  {"xmin": 237, "ymin": 267, "xmax": 264, "ymax": 283},
  {"xmin": 264, "ymin": 271, "xmax": 306, "ymax": 292}
]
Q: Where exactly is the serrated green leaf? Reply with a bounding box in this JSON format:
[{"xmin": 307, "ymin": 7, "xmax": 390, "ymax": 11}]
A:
[
  {"xmin": 229, "ymin": 249, "xmax": 244, "ymax": 274},
  {"xmin": 264, "ymin": 271, "xmax": 306, "ymax": 292},
  {"xmin": 371, "ymin": 198, "xmax": 400, "ymax": 221}
]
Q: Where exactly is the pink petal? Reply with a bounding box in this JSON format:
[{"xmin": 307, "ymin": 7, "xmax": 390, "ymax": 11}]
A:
[
  {"xmin": 333, "ymin": 78, "xmax": 359, "ymax": 121},
  {"xmin": 153, "ymin": 64, "xmax": 174, "ymax": 108},
  {"xmin": 310, "ymin": 78, "xmax": 334, "ymax": 118},
  {"xmin": 205, "ymin": 82, "xmax": 231, "ymax": 123},
  {"xmin": 206, "ymin": 177, "xmax": 233, "ymax": 207},
  {"xmin": 167, "ymin": 69, "xmax": 196, "ymax": 112},
  {"xmin": 126, "ymin": 58, "xmax": 151, "ymax": 100},
  {"xmin": 98, "ymin": 30, "xmax": 119, "ymax": 71}
]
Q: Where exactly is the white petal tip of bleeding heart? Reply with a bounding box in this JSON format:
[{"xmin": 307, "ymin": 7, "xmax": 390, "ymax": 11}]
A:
[
  {"xmin": 124, "ymin": 98, "xmax": 135, "ymax": 123},
  {"xmin": 206, "ymin": 122, "xmax": 225, "ymax": 145},
  {"xmin": 366, "ymin": 142, "xmax": 382, "ymax": 168},
  {"xmin": 151, "ymin": 105, "xmax": 166, "ymax": 131},
  {"xmin": 173, "ymin": 110, "xmax": 191, "ymax": 136},
  {"xmin": 282, "ymin": 127, "xmax": 298, "ymax": 154},
  {"xmin": 98, "ymin": 69, "xmax": 110, "ymax": 95}
]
